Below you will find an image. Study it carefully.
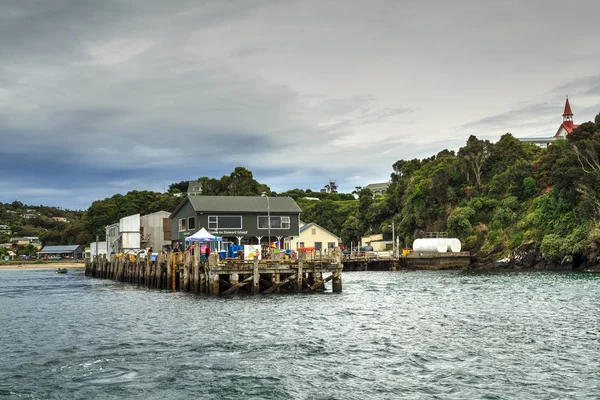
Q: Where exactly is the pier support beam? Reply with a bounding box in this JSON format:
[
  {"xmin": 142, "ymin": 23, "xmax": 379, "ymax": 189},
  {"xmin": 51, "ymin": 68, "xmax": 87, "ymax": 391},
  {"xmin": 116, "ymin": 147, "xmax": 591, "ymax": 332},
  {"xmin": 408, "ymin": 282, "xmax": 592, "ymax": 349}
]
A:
[
  {"xmin": 332, "ymin": 269, "xmax": 342, "ymax": 293},
  {"xmin": 183, "ymin": 259, "xmax": 190, "ymax": 292},
  {"xmin": 272, "ymin": 271, "xmax": 280, "ymax": 293},
  {"xmin": 209, "ymin": 273, "xmax": 220, "ymax": 295},
  {"xmin": 253, "ymin": 257, "xmax": 260, "ymax": 294},
  {"xmin": 166, "ymin": 252, "xmax": 172, "ymax": 291},
  {"xmin": 296, "ymin": 259, "xmax": 304, "ymax": 293}
]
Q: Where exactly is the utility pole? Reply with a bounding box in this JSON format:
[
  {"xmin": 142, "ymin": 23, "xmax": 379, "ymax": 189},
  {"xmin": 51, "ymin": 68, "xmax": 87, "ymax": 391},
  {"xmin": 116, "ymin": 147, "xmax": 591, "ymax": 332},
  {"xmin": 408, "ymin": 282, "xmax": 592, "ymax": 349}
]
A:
[
  {"xmin": 392, "ymin": 221, "xmax": 395, "ymax": 258},
  {"xmin": 261, "ymin": 192, "xmax": 271, "ymax": 256}
]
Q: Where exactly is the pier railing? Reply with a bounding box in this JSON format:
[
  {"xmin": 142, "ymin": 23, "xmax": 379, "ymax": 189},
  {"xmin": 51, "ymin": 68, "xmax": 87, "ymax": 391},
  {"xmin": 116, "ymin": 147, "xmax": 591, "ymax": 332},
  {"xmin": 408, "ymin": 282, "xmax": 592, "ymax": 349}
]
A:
[{"xmin": 85, "ymin": 244, "xmax": 342, "ymax": 295}]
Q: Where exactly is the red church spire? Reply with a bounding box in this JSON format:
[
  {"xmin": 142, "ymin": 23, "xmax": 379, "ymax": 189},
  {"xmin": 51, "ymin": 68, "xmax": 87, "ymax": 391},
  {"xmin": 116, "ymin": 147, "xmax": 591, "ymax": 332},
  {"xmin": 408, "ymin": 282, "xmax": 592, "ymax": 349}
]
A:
[
  {"xmin": 562, "ymin": 97, "xmax": 574, "ymax": 130},
  {"xmin": 554, "ymin": 97, "xmax": 578, "ymax": 138},
  {"xmin": 563, "ymin": 97, "xmax": 573, "ymax": 117}
]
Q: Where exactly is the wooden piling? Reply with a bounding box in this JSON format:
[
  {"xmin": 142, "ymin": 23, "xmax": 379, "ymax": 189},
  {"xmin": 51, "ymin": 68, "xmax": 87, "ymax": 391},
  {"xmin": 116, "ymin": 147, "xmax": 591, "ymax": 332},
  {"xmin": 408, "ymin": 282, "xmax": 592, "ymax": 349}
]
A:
[
  {"xmin": 296, "ymin": 258, "xmax": 304, "ymax": 293},
  {"xmin": 87, "ymin": 249, "xmax": 343, "ymax": 296},
  {"xmin": 192, "ymin": 244, "xmax": 199, "ymax": 294},
  {"xmin": 253, "ymin": 257, "xmax": 260, "ymax": 294},
  {"xmin": 209, "ymin": 272, "xmax": 219, "ymax": 295},
  {"xmin": 199, "ymin": 269, "xmax": 206, "ymax": 294},
  {"xmin": 332, "ymin": 269, "xmax": 342, "ymax": 293},
  {"xmin": 273, "ymin": 271, "xmax": 280, "ymax": 293},
  {"xmin": 171, "ymin": 253, "xmax": 177, "ymax": 291},
  {"xmin": 183, "ymin": 252, "xmax": 190, "ymax": 292},
  {"xmin": 166, "ymin": 251, "xmax": 172, "ymax": 290},
  {"xmin": 146, "ymin": 252, "xmax": 152, "ymax": 288},
  {"xmin": 229, "ymin": 273, "xmax": 239, "ymax": 294}
]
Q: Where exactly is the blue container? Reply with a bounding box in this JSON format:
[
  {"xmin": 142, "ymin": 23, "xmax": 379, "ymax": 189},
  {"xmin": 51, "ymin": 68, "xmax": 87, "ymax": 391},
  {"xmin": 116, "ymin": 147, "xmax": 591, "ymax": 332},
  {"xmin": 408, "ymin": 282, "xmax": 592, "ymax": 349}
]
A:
[{"xmin": 219, "ymin": 251, "xmax": 226, "ymax": 259}]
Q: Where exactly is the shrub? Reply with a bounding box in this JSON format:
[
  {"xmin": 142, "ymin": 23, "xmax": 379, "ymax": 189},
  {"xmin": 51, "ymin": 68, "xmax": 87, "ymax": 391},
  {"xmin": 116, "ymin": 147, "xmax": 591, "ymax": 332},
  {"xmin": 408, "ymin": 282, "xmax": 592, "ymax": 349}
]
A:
[
  {"xmin": 447, "ymin": 207, "xmax": 475, "ymax": 238},
  {"xmin": 540, "ymin": 234, "xmax": 563, "ymax": 262},
  {"xmin": 523, "ymin": 177, "xmax": 537, "ymax": 198}
]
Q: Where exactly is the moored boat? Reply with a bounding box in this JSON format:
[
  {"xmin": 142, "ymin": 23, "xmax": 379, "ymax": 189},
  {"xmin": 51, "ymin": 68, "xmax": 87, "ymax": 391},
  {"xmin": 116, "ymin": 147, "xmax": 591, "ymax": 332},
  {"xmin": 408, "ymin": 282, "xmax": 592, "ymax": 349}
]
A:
[{"xmin": 56, "ymin": 268, "xmax": 68, "ymax": 274}]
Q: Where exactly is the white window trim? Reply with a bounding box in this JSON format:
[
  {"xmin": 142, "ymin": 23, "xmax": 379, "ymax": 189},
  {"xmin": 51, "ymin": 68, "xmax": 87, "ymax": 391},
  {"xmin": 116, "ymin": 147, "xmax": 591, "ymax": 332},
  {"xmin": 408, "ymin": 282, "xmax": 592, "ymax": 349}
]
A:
[
  {"xmin": 257, "ymin": 215, "xmax": 291, "ymax": 230},
  {"xmin": 178, "ymin": 218, "xmax": 186, "ymax": 232},
  {"xmin": 208, "ymin": 215, "xmax": 243, "ymax": 230}
]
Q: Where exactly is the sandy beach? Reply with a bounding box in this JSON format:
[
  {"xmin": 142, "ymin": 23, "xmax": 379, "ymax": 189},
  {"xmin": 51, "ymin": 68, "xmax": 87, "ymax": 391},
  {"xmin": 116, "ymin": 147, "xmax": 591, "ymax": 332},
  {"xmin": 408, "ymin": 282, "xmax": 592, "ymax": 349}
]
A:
[{"xmin": 0, "ymin": 262, "xmax": 85, "ymax": 270}]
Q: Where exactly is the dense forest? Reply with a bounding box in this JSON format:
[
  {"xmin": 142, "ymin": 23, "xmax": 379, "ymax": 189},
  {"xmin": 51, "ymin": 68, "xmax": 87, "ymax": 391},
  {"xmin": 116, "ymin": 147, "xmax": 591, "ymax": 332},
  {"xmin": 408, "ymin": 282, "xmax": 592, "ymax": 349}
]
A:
[{"xmin": 3, "ymin": 112, "xmax": 600, "ymax": 267}]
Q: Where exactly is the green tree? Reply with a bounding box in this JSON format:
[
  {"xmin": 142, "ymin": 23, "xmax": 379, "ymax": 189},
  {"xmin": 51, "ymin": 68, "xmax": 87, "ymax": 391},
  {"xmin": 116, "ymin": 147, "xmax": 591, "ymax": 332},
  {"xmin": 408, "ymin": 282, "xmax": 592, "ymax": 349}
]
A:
[{"xmin": 457, "ymin": 135, "xmax": 491, "ymax": 189}]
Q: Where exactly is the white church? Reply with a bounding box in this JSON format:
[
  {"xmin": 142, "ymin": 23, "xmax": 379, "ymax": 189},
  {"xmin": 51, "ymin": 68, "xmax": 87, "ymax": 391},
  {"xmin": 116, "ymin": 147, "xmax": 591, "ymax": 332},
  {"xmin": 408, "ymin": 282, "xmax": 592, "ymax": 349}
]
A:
[{"xmin": 519, "ymin": 98, "xmax": 579, "ymax": 148}]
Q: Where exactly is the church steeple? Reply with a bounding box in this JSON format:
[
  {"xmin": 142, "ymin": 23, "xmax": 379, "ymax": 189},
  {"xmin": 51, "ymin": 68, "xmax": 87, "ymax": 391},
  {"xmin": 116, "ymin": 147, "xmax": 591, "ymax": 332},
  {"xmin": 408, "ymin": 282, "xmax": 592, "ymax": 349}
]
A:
[{"xmin": 563, "ymin": 97, "xmax": 573, "ymax": 129}]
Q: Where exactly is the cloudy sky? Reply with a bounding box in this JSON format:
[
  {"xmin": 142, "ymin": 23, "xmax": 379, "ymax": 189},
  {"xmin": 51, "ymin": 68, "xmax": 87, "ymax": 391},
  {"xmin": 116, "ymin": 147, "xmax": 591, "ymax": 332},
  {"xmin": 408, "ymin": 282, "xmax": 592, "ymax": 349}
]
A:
[{"xmin": 1, "ymin": 0, "xmax": 599, "ymax": 210}]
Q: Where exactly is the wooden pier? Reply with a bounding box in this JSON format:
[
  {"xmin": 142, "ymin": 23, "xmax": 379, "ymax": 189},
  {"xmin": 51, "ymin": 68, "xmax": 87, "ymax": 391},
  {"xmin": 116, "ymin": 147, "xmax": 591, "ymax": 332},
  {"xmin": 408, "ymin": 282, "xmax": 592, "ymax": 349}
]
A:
[
  {"xmin": 342, "ymin": 251, "xmax": 471, "ymax": 271},
  {"xmin": 84, "ymin": 244, "xmax": 343, "ymax": 295}
]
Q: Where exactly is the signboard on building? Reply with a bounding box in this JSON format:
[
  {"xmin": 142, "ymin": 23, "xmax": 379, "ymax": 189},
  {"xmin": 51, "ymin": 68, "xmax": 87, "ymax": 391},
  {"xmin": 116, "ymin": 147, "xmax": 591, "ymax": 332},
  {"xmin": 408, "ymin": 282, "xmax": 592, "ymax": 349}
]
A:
[{"xmin": 243, "ymin": 245, "xmax": 262, "ymax": 260}]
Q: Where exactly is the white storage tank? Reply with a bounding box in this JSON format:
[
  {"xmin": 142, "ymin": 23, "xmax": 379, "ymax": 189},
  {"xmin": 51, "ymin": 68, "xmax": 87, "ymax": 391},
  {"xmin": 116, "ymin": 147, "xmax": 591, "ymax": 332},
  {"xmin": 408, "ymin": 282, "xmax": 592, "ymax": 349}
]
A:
[
  {"xmin": 446, "ymin": 238, "xmax": 462, "ymax": 253},
  {"xmin": 412, "ymin": 238, "xmax": 448, "ymax": 253}
]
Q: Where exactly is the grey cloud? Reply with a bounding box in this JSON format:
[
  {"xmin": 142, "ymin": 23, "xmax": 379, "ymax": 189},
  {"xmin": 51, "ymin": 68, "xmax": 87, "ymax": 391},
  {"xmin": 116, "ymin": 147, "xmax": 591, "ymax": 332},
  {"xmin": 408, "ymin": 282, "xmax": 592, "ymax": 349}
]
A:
[{"xmin": 1, "ymin": 0, "xmax": 600, "ymax": 208}]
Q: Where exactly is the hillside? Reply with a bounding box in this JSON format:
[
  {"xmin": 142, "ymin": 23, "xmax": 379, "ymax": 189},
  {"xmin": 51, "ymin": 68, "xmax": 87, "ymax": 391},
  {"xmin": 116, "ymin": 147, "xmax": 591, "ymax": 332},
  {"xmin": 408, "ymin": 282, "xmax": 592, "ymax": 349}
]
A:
[{"xmin": 4, "ymin": 111, "xmax": 600, "ymax": 270}]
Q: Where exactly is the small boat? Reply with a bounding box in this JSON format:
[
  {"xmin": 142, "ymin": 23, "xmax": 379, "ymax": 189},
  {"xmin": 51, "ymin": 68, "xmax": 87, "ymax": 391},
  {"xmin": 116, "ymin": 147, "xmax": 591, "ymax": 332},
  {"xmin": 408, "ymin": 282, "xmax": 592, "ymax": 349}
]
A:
[{"xmin": 56, "ymin": 268, "xmax": 68, "ymax": 274}]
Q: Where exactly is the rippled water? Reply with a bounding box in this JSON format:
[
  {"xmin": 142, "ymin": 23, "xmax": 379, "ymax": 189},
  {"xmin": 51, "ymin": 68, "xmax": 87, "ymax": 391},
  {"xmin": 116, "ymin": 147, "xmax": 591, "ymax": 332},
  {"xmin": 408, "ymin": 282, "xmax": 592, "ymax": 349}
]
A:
[{"xmin": 1, "ymin": 269, "xmax": 599, "ymax": 399}]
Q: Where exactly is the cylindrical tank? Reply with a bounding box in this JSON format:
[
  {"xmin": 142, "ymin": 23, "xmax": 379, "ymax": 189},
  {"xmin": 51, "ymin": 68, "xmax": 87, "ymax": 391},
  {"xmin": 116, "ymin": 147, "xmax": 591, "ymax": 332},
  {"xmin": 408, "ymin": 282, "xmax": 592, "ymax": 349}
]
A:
[
  {"xmin": 412, "ymin": 238, "xmax": 447, "ymax": 253},
  {"xmin": 446, "ymin": 238, "xmax": 462, "ymax": 253}
]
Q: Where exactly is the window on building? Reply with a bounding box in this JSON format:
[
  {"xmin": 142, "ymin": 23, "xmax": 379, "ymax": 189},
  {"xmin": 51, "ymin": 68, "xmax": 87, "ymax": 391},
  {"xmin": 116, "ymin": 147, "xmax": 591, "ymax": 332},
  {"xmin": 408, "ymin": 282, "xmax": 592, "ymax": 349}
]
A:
[
  {"xmin": 299, "ymin": 242, "xmax": 305, "ymax": 248},
  {"xmin": 315, "ymin": 242, "xmax": 322, "ymax": 250},
  {"xmin": 257, "ymin": 216, "xmax": 290, "ymax": 229},
  {"xmin": 312, "ymin": 228, "xmax": 317, "ymax": 235},
  {"xmin": 179, "ymin": 218, "xmax": 186, "ymax": 232},
  {"xmin": 208, "ymin": 216, "xmax": 242, "ymax": 229},
  {"xmin": 188, "ymin": 217, "xmax": 196, "ymax": 231},
  {"xmin": 328, "ymin": 242, "xmax": 335, "ymax": 249}
]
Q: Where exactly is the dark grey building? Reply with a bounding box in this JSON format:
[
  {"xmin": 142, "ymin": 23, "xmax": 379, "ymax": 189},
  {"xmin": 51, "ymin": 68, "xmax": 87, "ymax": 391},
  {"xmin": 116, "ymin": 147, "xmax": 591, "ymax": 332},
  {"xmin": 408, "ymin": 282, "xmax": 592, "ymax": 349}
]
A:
[{"xmin": 169, "ymin": 196, "xmax": 302, "ymax": 250}]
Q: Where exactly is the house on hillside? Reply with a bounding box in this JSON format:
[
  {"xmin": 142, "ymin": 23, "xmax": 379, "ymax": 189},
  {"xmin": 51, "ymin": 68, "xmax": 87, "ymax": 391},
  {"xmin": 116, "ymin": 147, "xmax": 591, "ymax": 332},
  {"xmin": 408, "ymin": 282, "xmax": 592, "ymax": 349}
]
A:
[
  {"xmin": 187, "ymin": 180, "xmax": 202, "ymax": 195},
  {"xmin": 284, "ymin": 221, "xmax": 340, "ymax": 253},
  {"xmin": 0, "ymin": 225, "xmax": 11, "ymax": 235},
  {"xmin": 364, "ymin": 182, "xmax": 390, "ymax": 197},
  {"xmin": 169, "ymin": 195, "xmax": 301, "ymax": 251},
  {"xmin": 11, "ymin": 236, "xmax": 40, "ymax": 247},
  {"xmin": 21, "ymin": 213, "xmax": 37, "ymax": 219},
  {"xmin": 51, "ymin": 217, "xmax": 69, "ymax": 223}
]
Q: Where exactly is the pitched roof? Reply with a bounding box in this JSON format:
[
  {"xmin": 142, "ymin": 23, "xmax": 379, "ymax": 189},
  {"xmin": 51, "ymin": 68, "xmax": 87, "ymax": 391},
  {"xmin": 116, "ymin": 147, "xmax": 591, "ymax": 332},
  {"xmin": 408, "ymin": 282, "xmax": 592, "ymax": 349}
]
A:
[
  {"xmin": 554, "ymin": 122, "xmax": 579, "ymax": 138},
  {"xmin": 299, "ymin": 222, "xmax": 340, "ymax": 240},
  {"xmin": 563, "ymin": 98, "xmax": 573, "ymax": 116},
  {"xmin": 187, "ymin": 180, "xmax": 202, "ymax": 194},
  {"xmin": 39, "ymin": 245, "xmax": 83, "ymax": 253},
  {"xmin": 170, "ymin": 195, "xmax": 302, "ymax": 218},
  {"xmin": 364, "ymin": 182, "xmax": 390, "ymax": 191}
]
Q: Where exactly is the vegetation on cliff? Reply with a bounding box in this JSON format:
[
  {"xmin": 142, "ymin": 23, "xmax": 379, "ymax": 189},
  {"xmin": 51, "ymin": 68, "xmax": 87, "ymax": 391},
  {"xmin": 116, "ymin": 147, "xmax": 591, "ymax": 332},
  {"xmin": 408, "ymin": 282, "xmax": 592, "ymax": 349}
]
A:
[{"xmin": 3, "ymin": 112, "xmax": 600, "ymax": 269}]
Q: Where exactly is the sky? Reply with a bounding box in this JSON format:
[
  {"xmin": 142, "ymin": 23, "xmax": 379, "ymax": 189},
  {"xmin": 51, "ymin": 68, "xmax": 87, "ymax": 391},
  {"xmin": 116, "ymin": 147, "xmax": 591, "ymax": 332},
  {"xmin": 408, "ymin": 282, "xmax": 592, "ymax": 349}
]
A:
[{"xmin": 1, "ymin": 0, "xmax": 599, "ymax": 210}]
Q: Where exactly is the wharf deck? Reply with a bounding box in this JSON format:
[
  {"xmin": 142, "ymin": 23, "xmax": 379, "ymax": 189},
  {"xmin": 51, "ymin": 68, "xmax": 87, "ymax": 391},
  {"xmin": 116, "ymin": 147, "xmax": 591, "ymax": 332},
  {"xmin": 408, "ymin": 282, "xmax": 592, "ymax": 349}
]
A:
[
  {"xmin": 342, "ymin": 251, "xmax": 471, "ymax": 271},
  {"xmin": 85, "ymin": 245, "xmax": 342, "ymax": 295}
]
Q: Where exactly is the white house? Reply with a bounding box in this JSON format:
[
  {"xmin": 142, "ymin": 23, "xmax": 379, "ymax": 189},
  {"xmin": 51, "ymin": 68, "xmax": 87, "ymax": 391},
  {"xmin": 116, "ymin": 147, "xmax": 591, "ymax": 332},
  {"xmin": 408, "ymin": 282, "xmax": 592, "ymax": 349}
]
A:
[
  {"xmin": 105, "ymin": 211, "xmax": 172, "ymax": 254},
  {"xmin": 284, "ymin": 221, "xmax": 340, "ymax": 253},
  {"xmin": 364, "ymin": 182, "xmax": 390, "ymax": 197}
]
